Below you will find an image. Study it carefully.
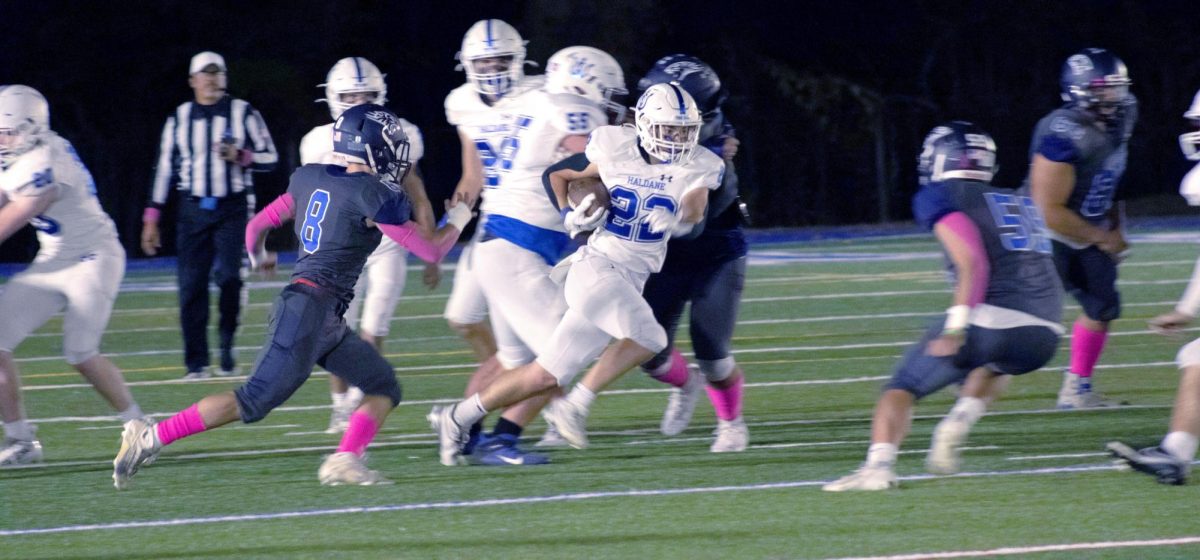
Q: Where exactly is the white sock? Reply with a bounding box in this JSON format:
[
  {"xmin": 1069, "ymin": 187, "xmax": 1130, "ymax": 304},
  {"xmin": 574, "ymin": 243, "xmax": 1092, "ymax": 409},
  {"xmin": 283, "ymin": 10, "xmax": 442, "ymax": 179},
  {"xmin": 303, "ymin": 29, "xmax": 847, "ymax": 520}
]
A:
[
  {"xmin": 331, "ymin": 392, "xmax": 346, "ymax": 408},
  {"xmin": 1162, "ymin": 431, "xmax": 1199, "ymax": 462},
  {"xmin": 118, "ymin": 404, "xmax": 144, "ymax": 423},
  {"xmin": 866, "ymin": 442, "xmax": 898, "ymax": 469},
  {"xmin": 946, "ymin": 397, "xmax": 986, "ymax": 426},
  {"xmin": 452, "ymin": 394, "xmax": 488, "ymax": 427},
  {"xmin": 3, "ymin": 419, "xmax": 33, "ymax": 441},
  {"xmin": 565, "ymin": 385, "xmax": 596, "ymax": 410}
]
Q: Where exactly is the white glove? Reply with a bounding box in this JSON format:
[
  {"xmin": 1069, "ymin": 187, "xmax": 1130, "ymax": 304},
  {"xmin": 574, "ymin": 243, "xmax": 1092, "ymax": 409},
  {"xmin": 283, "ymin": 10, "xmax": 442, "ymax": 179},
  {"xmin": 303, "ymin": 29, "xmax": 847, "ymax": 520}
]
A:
[
  {"xmin": 444, "ymin": 200, "xmax": 474, "ymax": 231},
  {"xmin": 646, "ymin": 206, "xmax": 693, "ymax": 237},
  {"xmin": 563, "ymin": 194, "xmax": 608, "ymax": 238},
  {"xmin": 249, "ymin": 250, "xmax": 277, "ymax": 276}
]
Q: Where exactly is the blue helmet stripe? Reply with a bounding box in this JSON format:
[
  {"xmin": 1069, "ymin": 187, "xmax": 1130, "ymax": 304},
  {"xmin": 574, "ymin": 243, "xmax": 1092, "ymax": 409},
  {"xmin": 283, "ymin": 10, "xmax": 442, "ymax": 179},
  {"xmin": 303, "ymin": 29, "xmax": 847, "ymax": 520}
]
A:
[
  {"xmin": 669, "ymin": 83, "xmax": 687, "ymax": 116},
  {"xmin": 353, "ymin": 57, "xmax": 363, "ymax": 82},
  {"xmin": 485, "ymin": 20, "xmax": 494, "ymax": 47}
]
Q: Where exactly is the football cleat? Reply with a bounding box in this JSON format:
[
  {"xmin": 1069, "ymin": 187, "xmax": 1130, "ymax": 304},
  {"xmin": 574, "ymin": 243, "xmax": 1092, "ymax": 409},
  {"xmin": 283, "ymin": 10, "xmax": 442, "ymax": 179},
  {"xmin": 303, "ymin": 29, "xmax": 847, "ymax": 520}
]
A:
[
  {"xmin": 710, "ymin": 417, "xmax": 749, "ymax": 453},
  {"xmin": 542, "ymin": 399, "xmax": 589, "ymax": 449},
  {"xmin": 1107, "ymin": 441, "xmax": 1190, "ymax": 486},
  {"xmin": 1057, "ymin": 373, "xmax": 1114, "ymax": 409},
  {"xmin": 0, "ymin": 437, "xmax": 43, "ymax": 467},
  {"xmin": 471, "ymin": 434, "xmax": 550, "ymax": 466},
  {"xmin": 535, "ymin": 424, "xmax": 570, "ymax": 448},
  {"xmin": 318, "ymin": 452, "xmax": 393, "ymax": 486},
  {"xmin": 661, "ymin": 366, "xmax": 704, "ymax": 436},
  {"xmin": 326, "ymin": 388, "xmax": 363, "ymax": 435},
  {"xmin": 822, "ymin": 465, "xmax": 899, "ymax": 492},
  {"xmin": 926, "ymin": 418, "xmax": 969, "ymax": 475},
  {"xmin": 430, "ymin": 405, "xmax": 468, "ymax": 466},
  {"xmin": 182, "ymin": 368, "xmax": 211, "ymax": 380},
  {"xmin": 112, "ymin": 418, "xmax": 162, "ymax": 490}
]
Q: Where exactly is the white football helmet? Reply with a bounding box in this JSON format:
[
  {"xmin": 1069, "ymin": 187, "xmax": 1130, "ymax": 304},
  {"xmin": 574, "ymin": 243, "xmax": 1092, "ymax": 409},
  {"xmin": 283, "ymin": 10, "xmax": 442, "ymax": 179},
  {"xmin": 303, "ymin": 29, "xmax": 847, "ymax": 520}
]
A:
[
  {"xmin": 0, "ymin": 85, "xmax": 49, "ymax": 167},
  {"xmin": 456, "ymin": 19, "xmax": 526, "ymax": 98},
  {"xmin": 320, "ymin": 57, "xmax": 387, "ymax": 121},
  {"xmin": 1180, "ymin": 89, "xmax": 1200, "ymax": 161},
  {"xmin": 635, "ymin": 82, "xmax": 702, "ymax": 163},
  {"xmin": 545, "ymin": 46, "xmax": 628, "ymax": 124}
]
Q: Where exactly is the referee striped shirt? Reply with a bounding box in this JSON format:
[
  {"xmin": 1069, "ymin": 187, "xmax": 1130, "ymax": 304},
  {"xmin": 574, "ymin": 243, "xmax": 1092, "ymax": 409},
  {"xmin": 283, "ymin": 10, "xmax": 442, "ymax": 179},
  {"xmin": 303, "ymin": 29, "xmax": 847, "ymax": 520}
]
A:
[{"xmin": 148, "ymin": 95, "xmax": 277, "ymax": 208}]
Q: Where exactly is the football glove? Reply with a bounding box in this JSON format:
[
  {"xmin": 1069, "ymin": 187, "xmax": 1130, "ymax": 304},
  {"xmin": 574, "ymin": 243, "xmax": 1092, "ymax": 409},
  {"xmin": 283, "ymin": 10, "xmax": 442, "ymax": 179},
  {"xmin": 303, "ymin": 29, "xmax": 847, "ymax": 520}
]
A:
[
  {"xmin": 563, "ymin": 194, "xmax": 608, "ymax": 238},
  {"xmin": 646, "ymin": 206, "xmax": 694, "ymax": 237}
]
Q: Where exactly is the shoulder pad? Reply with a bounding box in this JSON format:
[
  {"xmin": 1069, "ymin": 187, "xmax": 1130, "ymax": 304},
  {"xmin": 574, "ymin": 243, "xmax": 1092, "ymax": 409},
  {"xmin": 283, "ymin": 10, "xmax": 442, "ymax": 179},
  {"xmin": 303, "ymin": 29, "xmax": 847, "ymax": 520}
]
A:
[
  {"xmin": 0, "ymin": 143, "xmax": 56, "ymax": 196},
  {"xmin": 546, "ymin": 94, "xmax": 606, "ymax": 135},
  {"xmin": 444, "ymin": 84, "xmax": 483, "ymax": 126}
]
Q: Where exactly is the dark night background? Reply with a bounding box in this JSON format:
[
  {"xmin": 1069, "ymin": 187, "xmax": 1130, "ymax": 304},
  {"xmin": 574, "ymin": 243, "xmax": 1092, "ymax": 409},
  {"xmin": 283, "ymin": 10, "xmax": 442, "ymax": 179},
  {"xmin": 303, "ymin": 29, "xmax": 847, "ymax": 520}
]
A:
[{"xmin": 2, "ymin": 0, "xmax": 1198, "ymax": 262}]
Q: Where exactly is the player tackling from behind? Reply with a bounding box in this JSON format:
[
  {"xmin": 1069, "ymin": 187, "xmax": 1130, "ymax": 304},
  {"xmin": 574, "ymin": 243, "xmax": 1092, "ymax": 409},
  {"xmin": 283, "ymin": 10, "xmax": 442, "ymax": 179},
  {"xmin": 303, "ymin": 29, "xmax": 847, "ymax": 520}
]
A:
[
  {"xmin": 433, "ymin": 83, "xmax": 724, "ymax": 465},
  {"xmin": 823, "ymin": 122, "xmax": 1064, "ymax": 491},
  {"xmin": 0, "ymin": 85, "xmax": 146, "ymax": 466},
  {"xmin": 112, "ymin": 104, "xmax": 471, "ymax": 487}
]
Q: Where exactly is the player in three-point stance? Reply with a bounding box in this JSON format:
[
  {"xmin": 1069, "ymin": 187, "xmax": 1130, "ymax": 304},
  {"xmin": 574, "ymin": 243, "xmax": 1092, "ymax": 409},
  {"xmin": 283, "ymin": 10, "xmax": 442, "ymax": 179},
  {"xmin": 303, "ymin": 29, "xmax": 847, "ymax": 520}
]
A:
[
  {"xmin": 112, "ymin": 104, "xmax": 471, "ymax": 487},
  {"xmin": 823, "ymin": 122, "xmax": 1064, "ymax": 491},
  {"xmin": 0, "ymin": 85, "xmax": 147, "ymax": 466},
  {"xmin": 433, "ymin": 83, "xmax": 724, "ymax": 464}
]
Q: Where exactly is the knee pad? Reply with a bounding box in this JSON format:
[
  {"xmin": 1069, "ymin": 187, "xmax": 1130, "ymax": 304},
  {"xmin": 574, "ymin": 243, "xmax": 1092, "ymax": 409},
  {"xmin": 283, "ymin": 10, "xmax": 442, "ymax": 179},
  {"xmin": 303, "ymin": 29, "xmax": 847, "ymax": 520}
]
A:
[
  {"xmin": 64, "ymin": 348, "xmax": 99, "ymax": 366},
  {"xmin": 630, "ymin": 322, "xmax": 668, "ymax": 356},
  {"xmin": 1178, "ymin": 339, "xmax": 1200, "ymax": 369},
  {"xmin": 357, "ymin": 367, "xmax": 403, "ymax": 407},
  {"xmin": 697, "ymin": 357, "xmax": 736, "ymax": 383},
  {"xmin": 496, "ymin": 343, "xmax": 535, "ymax": 370}
]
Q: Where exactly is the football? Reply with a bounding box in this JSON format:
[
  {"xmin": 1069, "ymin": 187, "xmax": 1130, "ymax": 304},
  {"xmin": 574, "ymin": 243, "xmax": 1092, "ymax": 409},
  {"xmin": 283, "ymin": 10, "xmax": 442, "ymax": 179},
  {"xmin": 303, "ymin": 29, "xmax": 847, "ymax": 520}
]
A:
[{"xmin": 567, "ymin": 176, "xmax": 611, "ymax": 216}]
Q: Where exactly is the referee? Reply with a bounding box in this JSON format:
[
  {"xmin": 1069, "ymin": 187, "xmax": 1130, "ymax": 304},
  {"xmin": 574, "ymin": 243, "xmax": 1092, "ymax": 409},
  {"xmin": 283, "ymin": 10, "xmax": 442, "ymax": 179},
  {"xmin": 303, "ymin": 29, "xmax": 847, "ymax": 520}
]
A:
[{"xmin": 140, "ymin": 51, "xmax": 278, "ymax": 379}]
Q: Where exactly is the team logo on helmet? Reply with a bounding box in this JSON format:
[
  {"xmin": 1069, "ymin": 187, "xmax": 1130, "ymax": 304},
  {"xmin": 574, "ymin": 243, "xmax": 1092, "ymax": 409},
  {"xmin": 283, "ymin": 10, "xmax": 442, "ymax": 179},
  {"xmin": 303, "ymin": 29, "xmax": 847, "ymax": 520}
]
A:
[
  {"xmin": 1067, "ymin": 54, "xmax": 1094, "ymax": 76},
  {"xmin": 663, "ymin": 60, "xmax": 715, "ymax": 83}
]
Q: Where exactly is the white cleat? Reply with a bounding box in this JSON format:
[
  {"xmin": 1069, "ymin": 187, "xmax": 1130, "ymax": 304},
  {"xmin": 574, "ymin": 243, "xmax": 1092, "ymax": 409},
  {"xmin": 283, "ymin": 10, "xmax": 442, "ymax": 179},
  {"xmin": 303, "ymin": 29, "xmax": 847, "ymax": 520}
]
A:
[
  {"xmin": 926, "ymin": 419, "xmax": 968, "ymax": 474},
  {"xmin": 1056, "ymin": 372, "xmax": 1114, "ymax": 409},
  {"xmin": 661, "ymin": 366, "xmax": 704, "ymax": 436},
  {"xmin": 112, "ymin": 418, "xmax": 162, "ymax": 490},
  {"xmin": 535, "ymin": 423, "xmax": 570, "ymax": 448},
  {"xmin": 0, "ymin": 437, "xmax": 44, "ymax": 467},
  {"xmin": 326, "ymin": 390, "xmax": 363, "ymax": 435},
  {"xmin": 822, "ymin": 465, "xmax": 899, "ymax": 492},
  {"xmin": 182, "ymin": 368, "xmax": 211, "ymax": 380},
  {"xmin": 318, "ymin": 452, "xmax": 392, "ymax": 486},
  {"xmin": 431, "ymin": 405, "xmax": 468, "ymax": 466},
  {"xmin": 710, "ymin": 417, "xmax": 749, "ymax": 453},
  {"xmin": 542, "ymin": 399, "xmax": 589, "ymax": 449}
]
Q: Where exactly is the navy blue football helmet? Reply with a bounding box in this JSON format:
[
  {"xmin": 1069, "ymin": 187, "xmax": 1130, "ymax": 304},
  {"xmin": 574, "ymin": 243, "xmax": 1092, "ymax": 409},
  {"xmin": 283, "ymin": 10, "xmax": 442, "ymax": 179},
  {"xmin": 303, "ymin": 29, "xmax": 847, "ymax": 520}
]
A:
[
  {"xmin": 333, "ymin": 103, "xmax": 411, "ymax": 182},
  {"xmin": 1060, "ymin": 48, "xmax": 1132, "ymax": 121},
  {"xmin": 917, "ymin": 121, "xmax": 998, "ymax": 186},
  {"xmin": 637, "ymin": 54, "xmax": 727, "ymax": 118}
]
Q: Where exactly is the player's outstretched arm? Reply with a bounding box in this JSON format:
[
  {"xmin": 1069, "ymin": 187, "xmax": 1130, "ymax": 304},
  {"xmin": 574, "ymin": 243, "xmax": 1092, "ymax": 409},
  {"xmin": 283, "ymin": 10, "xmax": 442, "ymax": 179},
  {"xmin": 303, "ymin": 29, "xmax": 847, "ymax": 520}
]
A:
[
  {"xmin": 244, "ymin": 193, "xmax": 295, "ymax": 273},
  {"xmin": 927, "ymin": 212, "xmax": 990, "ymax": 357},
  {"xmin": 0, "ymin": 186, "xmax": 55, "ymax": 245},
  {"xmin": 376, "ymin": 201, "xmax": 473, "ymax": 264},
  {"xmin": 451, "ymin": 130, "xmax": 484, "ymax": 207}
]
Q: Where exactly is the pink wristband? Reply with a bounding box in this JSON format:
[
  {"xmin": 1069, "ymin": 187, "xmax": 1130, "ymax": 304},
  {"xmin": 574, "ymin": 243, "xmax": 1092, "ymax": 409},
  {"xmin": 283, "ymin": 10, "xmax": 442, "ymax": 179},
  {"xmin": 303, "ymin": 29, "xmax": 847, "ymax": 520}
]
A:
[
  {"xmin": 237, "ymin": 149, "xmax": 254, "ymax": 167},
  {"xmin": 142, "ymin": 207, "xmax": 161, "ymax": 224}
]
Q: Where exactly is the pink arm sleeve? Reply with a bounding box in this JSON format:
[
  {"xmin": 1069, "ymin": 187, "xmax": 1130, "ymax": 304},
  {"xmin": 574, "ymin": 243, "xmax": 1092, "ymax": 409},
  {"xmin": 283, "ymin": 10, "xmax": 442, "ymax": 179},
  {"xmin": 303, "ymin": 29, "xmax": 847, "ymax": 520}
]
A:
[
  {"xmin": 244, "ymin": 193, "xmax": 295, "ymax": 255},
  {"xmin": 377, "ymin": 222, "xmax": 459, "ymax": 264},
  {"xmin": 936, "ymin": 211, "xmax": 990, "ymax": 306}
]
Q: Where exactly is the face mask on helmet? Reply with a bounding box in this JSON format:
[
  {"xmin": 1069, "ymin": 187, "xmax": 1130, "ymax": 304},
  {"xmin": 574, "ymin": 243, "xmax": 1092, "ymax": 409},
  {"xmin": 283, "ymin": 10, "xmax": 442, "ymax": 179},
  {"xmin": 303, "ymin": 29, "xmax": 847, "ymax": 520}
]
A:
[
  {"xmin": 333, "ymin": 104, "xmax": 412, "ymax": 183},
  {"xmin": 545, "ymin": 46, "xmax": 629, "ymax": 124},
  {"xmin": 1180, "ymin": 91, "xmax": 1200, "ymax": 161},
  {"xmin": 322, "ymin": 57, "xmax": 388, "ymax": 121},
  {"xmin": 1060, "ymin": 48, "xmax": 1132, "ymax": 124},
  {"xmin": 0, "ymin": 85, "xmax": 50, "ymax": 167},
  {"xmin": 917, "ymin": 122, "xmax": 998, "ymax": 186},
  {"xmin": 458, "ymin": 19, "xmax": 527, "ymax": 98},
  {"xmin": 635, "ymin": 83, "xmax": 703, "ymax": 163}
]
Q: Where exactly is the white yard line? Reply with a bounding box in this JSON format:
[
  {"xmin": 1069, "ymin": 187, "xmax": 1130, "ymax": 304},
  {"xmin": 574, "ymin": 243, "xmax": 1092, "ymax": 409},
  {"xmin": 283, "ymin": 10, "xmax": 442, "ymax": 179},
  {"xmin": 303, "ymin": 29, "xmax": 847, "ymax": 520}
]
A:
[
  {"xmin": 0, "ymin": 463, "xmax": 1128, "ymax": 537},
  {"xmin": 822, "ymin": 536, "xmax": 1200, "ymax": 560}
]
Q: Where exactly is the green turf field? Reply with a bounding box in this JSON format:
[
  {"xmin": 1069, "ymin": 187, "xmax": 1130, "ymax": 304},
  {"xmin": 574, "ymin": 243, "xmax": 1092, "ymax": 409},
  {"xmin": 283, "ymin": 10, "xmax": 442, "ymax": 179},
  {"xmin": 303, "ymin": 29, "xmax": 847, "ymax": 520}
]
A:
[{"xmin": 3, "ymin": 232, "xmax": 1200, "ymax": 559}]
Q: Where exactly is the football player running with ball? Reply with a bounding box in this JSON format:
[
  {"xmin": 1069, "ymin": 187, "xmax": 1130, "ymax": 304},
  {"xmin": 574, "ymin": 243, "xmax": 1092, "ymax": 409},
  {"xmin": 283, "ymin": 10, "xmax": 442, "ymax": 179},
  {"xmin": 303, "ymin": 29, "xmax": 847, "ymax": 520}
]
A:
[
  {"xmin": 0, "ymin": 85, "xmax": 147, "ymax": 466},
  {"xmin": 113, "ymin": 105, "xmax": 471, "ymax": 488},
  {"xmin": 433, "ymin": 83, "xmax": 724, "ymax": 465},
  {"xmin": 823, "ymin": 122, "xmax": 1064, "ymax": 491}
]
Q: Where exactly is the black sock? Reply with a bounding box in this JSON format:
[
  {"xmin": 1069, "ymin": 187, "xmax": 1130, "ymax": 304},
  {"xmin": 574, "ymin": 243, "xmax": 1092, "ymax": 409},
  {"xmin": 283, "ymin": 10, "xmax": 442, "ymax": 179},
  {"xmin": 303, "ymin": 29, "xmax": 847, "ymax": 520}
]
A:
[
  {"xmin": 491, "ymin": 417, "xmax": 523, "ymax": 438},
  {"xmin": 469, "ymin": 421, "xmax": 483, "ymax": 440}
]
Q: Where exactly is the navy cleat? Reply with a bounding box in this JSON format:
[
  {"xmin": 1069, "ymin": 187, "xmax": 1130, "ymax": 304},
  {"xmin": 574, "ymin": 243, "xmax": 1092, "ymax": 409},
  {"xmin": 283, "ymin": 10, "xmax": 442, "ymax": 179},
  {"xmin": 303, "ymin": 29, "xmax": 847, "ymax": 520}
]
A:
[
  {"xmin": 471, "ymin": 434, "xmax": 550, "ymax": 466},
  {"xmin": 1107, "ymin": 441, "xmax": 1190, "ymax": 486}
]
